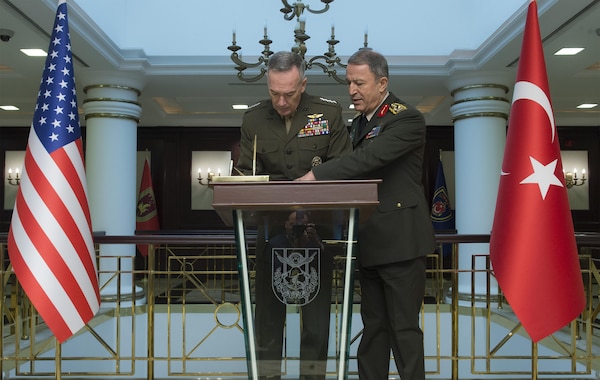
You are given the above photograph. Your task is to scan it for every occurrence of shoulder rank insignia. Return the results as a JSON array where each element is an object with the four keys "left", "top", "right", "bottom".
[
  {"left": 389, "top": 103, "right": 407, "bottom": 115},
  {"left": 319, "top": 97, "right": 337, "bottom": 104}
]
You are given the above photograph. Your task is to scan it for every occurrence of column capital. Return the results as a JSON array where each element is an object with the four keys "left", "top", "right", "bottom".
[
  {"left": 79, "top": 69, "right": 145, "bottom": 94},
  {"left": 80, "top": 70, "right": 144, "bottom": 122},
  {"left": 447, "top": 71, "right": 512, "bottom": 122}
]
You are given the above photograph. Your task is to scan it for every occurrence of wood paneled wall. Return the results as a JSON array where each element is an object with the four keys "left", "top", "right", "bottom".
[{"left": 1, "top": 125, "right": 598, "bottom": 232}]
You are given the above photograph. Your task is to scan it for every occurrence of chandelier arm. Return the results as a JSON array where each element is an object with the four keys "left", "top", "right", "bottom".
[
  {"left": 305, "top": 0, "right": 333, "bottom": 14},
  {"left": 306, "top": 60, "right": 346, "bottom": 84},
  {"left": 280, "top": 0, "right": 295, "bottom": 20},
  {"left": 237, "top": 68, "right": 267, "bottom": 83},
  {"left": 308, "top": 55, "right": 347, "bottom": 70},
  {"left": 305, "top": 3, "right": 329, "bottom": 14},
  {"left": 230, "top": 53, "right": 269, "bottom": 69}
]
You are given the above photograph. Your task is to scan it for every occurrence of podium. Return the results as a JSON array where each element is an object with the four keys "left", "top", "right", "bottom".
[{"left": 212, "top": 180, "right": 379, "bottom": 379}]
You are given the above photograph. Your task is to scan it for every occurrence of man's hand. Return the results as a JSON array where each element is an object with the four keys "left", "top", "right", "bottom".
[{"left": 296, "top": 171, "right": 316, "bottom": 181}]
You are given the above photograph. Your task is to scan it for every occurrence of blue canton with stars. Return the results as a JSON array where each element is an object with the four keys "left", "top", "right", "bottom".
[{"left": 32, "top": 1, "right": 81, "bottom": 154}]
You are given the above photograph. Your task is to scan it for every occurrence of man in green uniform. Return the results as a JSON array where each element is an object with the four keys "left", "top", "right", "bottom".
[
  {"left": 297, "top": 49, "right": 436, "bottom": 380},
  {"left": 237, "top": 51, "right": 352, "bottom": 379},
  {"left": 237, "top": 51, "right": 352, "bottom": 180}
]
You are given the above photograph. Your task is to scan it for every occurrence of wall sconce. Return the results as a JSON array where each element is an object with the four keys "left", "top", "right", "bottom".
[
  {"left": 197, "top": 167, "right": 223, "bottom": 185},
  {"left": 564, "top": 168, "right": 586, "bottom": 189},
  {"left": 7, "top": 168, "right": 20, "bottom": 186}
]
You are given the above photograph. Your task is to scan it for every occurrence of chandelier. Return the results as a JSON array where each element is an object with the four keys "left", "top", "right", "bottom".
[{"left": 227, "top": 0, "right": 368, "bottom": 83}]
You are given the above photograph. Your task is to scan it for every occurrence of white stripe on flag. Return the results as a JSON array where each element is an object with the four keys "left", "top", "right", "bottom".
[
  {"left": 9, "top": 209, "right": 86, "bottom": 333},
  {"left": 19, "top": 134, "right": 98, "bottom": 310}
]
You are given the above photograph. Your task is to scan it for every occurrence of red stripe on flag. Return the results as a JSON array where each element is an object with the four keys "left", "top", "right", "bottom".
[
  {"left": 11, "top": 180, "right": 95, "bottom": 321},
  {"left": 24, "top": 149, "right": 98, "bottom": 295},
  {"left": 7, "top": 231, "right": 77, "bottom": 342},
  {"left": 59, "top": 139, "right": 93, "bottom": 227}
]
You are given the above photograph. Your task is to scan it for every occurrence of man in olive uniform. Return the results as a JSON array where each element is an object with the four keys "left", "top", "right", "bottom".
[
  {"left": 237, "top": 52, "right": 352, "bottom": 179},
  {"left": 297, "top": 49, "right": 436, "bottom": 379},
  {"left": 237, "top": 51, "right": 352, "bottom": 379}
]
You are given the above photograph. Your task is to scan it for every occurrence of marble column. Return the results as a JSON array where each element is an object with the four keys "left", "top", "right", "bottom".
[
  {"left": 81, "top": 70, "right": 145, "bottom": 306},
  {"left": 447, "top": 71, "right": 511, "bottom": 305}
]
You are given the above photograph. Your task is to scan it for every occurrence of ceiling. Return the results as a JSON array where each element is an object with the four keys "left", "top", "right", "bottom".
[{"left": 0, "top": 0, "right": 599, "bottom": 128}]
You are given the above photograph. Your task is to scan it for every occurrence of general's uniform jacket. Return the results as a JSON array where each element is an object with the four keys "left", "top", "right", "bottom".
[
  {"left": 312, "top": 93, "right": 436, "bottom": 267},
  {"left": 238, "top": 92, "right": 352, "bottom": 180}
]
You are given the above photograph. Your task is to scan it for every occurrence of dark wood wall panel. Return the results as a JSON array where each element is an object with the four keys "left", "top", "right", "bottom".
[{"left": 1, "top": 125, "right": 598, "bottom": 233}]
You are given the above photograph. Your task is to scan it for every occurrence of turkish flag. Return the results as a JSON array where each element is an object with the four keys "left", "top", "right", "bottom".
[
  {"left": 489, "top": 0, "right": 585, "bottom": 342},
  {"left": 136, "top": 158, "right": 160, "bottom": 256}
]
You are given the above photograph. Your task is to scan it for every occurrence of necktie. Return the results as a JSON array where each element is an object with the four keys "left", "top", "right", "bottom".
[
  {"left": 358, "top": 114, "right": 368, "bottom": 136},
  {"left": 285, "top": 116, "right": 292, "bottom": 134}
]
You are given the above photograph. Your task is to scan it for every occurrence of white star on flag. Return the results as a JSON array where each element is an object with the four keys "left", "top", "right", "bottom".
[{"left": 519, "top": 156, "right": 563, "bottom": 199}]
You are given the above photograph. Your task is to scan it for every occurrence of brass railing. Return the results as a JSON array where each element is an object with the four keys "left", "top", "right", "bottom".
[{"left": 1, "top": 232, "right": 600, "bottom": 379}]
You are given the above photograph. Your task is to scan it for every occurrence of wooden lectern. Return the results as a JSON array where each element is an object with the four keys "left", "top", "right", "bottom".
[{"left": 212, "top": 180, "right": 379, "bottom": 380}]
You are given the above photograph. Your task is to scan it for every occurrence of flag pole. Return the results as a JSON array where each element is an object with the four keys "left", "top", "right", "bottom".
[
  {"left": 532, "top": 341, "right": 538, "bottom": 380},
  {"left": 56, "top": 341, "right": 62, "bottom": 380}
]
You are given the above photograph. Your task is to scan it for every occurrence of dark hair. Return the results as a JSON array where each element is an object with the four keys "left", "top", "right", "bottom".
[
  {"left": 267, "top": 51, "right": 306, "bottom": 79},
  {"left": 347, "top": 49, "right": 388, "bottom": 80}
]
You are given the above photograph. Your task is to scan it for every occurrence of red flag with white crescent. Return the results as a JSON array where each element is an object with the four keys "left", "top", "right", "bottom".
[{"left": 490, "top": 0, "right": 585, "bottom": 342}]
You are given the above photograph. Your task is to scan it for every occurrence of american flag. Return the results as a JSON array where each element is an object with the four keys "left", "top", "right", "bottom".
[{"left": 7, "top": 0, "right": 100, "bottom": 343}]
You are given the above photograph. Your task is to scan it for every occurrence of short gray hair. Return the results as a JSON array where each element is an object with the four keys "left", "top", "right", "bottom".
[
  {"left": 267, "top": 51, "right": 306, "bottom": 79},
  {"left": 347, "top": 49, "right": 388, "bottom": 80}
]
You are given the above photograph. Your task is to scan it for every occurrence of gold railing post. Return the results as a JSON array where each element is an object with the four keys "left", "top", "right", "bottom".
[
  {"left": 147, "top": 243, "right": 155, "bottom": 380},
  {"left": 0, "top": 244, "right": 4, "bottom": 376},
  {"left": 451, "top": 242, "right": 459, "bottom": 380}
]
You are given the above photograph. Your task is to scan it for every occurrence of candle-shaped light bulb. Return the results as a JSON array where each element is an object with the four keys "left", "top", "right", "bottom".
[
  {"left": 198, "top": 168, "right": 202, "bottom": 179},
  {"left": 331, "top": 24, "right": 335, "bottom": 37},
  {"left": 15, "top": 168, "right": 19, "bottom": 178},
  {"left": 217, "top": 168, "right": 221, "bottom": 176},
  {"left": 582, "top": 168, "right": 586, "bottom": 179},
  {"left": 8, "top": 168, "right": 12, "bottom": 179},
  {"left": 574, "top": 168, "right": 578, "bottom": 179},
  {"left": 232, "top": 29, "right": 236, "bottom": 44}
]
